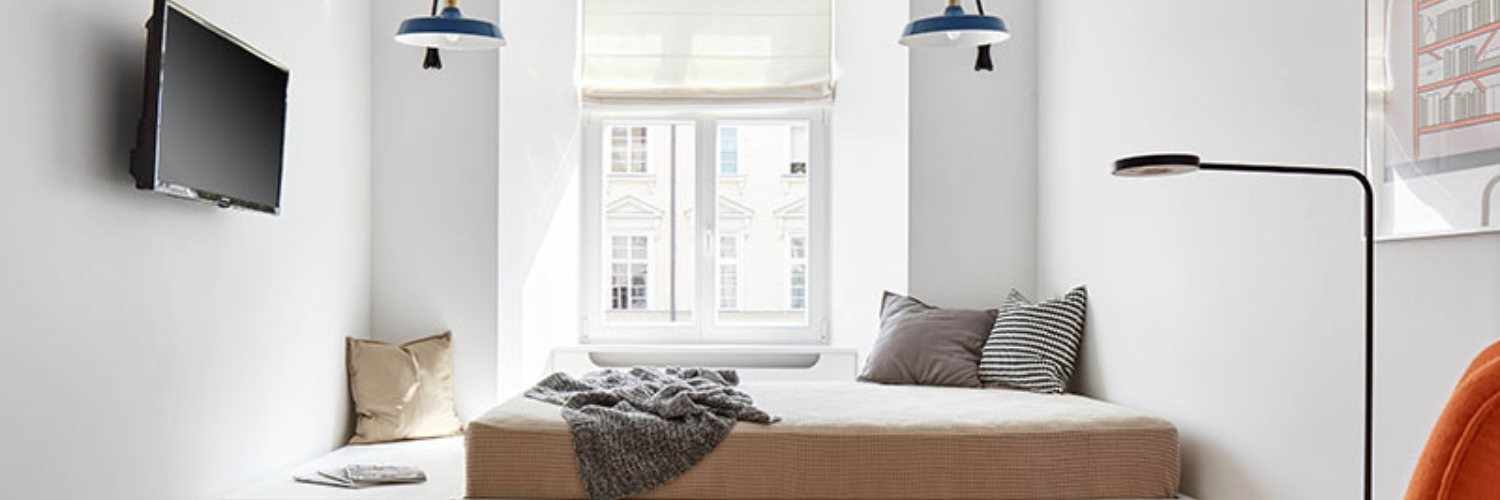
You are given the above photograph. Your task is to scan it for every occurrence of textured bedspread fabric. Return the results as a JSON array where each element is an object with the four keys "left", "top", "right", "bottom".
[
  {"left": 523, "top": 367, "right": 779, "bottom": 500},
  {"left": 471, "top": 381, "right": 1181, "bottom": 500}
]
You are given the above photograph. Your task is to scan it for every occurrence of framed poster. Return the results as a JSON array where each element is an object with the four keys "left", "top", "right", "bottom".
[{"left": 1369, "top": 0, "right": 1500, "bottom": 237}]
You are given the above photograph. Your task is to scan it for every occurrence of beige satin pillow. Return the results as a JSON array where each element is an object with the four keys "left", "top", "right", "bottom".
[{"left": 346, "top": 332, "right": 462, "bottom": 444}]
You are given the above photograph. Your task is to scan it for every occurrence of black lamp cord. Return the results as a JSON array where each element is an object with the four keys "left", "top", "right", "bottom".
[
  {"left": 974, "top": 0, "right": 995, "bottom": 72},
  {"left": 422, "top": 0, "right": 443, "bottom": 70}
]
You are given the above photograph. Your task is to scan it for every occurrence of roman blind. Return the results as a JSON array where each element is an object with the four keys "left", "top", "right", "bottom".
[{"left": 580, "top": 0, "right": 834, "bottom": 102}]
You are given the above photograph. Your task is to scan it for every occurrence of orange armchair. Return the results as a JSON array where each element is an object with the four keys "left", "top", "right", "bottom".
[{"left": 1406, "top": 340, "right": 1500, "bottom": 499}]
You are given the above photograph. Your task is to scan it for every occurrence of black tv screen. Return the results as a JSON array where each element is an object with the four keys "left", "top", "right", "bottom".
[{"left": 131, "top": 0, "right": 289, "bottom": 214}]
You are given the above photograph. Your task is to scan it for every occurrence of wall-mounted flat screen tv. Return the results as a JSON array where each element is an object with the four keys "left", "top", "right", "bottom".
[{"left": 131, "top": 0, "right": 290, "bottom": 215}]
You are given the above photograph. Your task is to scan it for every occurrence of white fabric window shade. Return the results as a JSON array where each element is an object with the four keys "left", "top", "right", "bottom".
[{"left": 581, "top": 0, "right": 834, "bottom": 103}]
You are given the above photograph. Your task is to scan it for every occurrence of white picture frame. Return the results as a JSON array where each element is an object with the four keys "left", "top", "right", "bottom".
[{"left": 1368, "top": 0, "right": 1500, "bottom": 238}]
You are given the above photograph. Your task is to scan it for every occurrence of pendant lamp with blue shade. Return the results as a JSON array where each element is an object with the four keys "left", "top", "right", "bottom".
[
  {"left": 901, "top": 0, "right": 1008, "bottom": 71},
  {"left": 396, "top": 0, "right": 504, "bottom": 70},
  {"left": 900, "top": 0, "right": 1009, "bottom": 47}
]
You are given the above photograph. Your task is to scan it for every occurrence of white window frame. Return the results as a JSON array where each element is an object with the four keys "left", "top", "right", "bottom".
[{"left": 581, "top": 106, "right": 831, "bottom": 345}]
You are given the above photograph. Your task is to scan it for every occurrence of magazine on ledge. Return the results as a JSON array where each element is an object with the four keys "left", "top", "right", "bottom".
[{"left": 294, "top": 465, "right": 427, "bottom": 488}]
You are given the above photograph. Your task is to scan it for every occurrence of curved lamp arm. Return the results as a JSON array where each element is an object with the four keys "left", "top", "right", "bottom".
[{"left": 1196, "top": 163, "right": 1373, "bottom": 239}]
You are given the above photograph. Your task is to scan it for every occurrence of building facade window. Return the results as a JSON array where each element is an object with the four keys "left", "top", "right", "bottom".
[
  {"left": 787, "top": 235, "right": 808, "bottom": 311},
  {"left": 717, "top": 234, "right": 742, "bottom": 311},
  {"left": 609, "top": 126, "right": 648, "bottom": 174},
  {"left": 609, "top": 234, "right": 650, "bottom": 311},
  {"left": 789, "top": 125, "right": 809, "bottom": 176}
]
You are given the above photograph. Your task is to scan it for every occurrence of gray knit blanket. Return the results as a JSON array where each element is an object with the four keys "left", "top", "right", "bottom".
[{"left": 525, "top": 366, "right": 779, "bottom": 500}]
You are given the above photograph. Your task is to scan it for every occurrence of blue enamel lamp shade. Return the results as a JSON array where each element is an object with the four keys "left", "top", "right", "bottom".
[
  {"left": 395, "top": 6, "right": 505, "bottom": 50},
  {"left": 899, "top": 4, "right": 1010, "bottom": 48}
]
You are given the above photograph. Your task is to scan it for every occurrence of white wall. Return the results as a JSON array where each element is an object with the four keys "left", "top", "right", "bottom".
[
  {"left": 497, "top": 0, "right": 583, "bottom": 398},
  {"left": 370, "top": 0, "right": 500, "bottom": 419},
  {"left": 1038, "top": 0, "right": 1367, "bottom": 497},
  {"left": 828, "top": 0, "right": 912, "bottom": 354},
  {"left": 1038, "top": 0, "right": 1500, "bottom": 498},
  {"left": 908, "top": 0, "right": 1037, "bottom": 308},
  {"left": 0, "top": 0, "right": 371, "bottom": 498}
]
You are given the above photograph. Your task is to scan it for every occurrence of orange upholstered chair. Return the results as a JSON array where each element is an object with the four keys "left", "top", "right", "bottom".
[{"left": 1405, "top": 340, "right": 1500, "bottom": 500}]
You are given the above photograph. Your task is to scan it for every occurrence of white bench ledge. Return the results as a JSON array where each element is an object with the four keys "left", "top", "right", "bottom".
[
  {"left": 221, "top": 437, "right": 464, "bottom": 500},
  {"left": 551, "top": 345, "right": 859, "bottom": 382}
]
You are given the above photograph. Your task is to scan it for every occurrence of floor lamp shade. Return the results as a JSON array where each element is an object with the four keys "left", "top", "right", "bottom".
[{"left": 1113, "top": 154, "right": 1201, "bottom": 177}]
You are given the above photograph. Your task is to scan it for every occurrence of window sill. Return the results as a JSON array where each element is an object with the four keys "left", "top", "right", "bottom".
[
  {"left": 558, "top": 344, "right": 849, "bottom": 354},
  {"left": 549, "top": 345, "right": 859, "bottom": 381}
]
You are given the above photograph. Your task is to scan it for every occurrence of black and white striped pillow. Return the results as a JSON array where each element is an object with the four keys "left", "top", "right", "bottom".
[{"left": 978, "top": 287, "right": 1088, "bottom": 394}]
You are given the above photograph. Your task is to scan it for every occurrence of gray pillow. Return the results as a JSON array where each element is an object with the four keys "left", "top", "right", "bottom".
[{"left": 858, "top": 292, "right": 999, "bottom": 388}]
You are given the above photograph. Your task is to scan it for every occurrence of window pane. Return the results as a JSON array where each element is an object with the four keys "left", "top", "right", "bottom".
[
  {"left": 719, "top": 235, "right": 738, "bottom": 259},
  {"left": 607, "top": 126, "right": 653, "bottom": 174},
  {"left": 789, "top": 125, "right": 810, "bottom": 176},
  {"left": 603, "top": 123, "right": 695, "bottom": 324},
  {"left": 789, "top": 236, "right": 807, "bottom": 259},
  {"left": 719, "top": 126, "right": 739, "bottom": 175},
  {"left": 789, "top": 262, "right": 807, "bottom": 311},
  {"left": 717, "top": 234, "right": 740, "bottom": 311},
  {"left": 719, "top": 264, "right": 738, "bottom": 310},
  {"left": 716, "top": 122, "right": 811, "bottom": 325}
]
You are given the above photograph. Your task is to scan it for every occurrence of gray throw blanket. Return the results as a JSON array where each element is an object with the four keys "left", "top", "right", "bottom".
[{"left": 525, "top": 366, "right": 779, "bottom": 500}]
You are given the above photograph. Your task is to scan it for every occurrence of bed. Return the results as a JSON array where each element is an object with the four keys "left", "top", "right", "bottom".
[{"left": 466, "top": 381, "right": 1179, "bottom": 499}]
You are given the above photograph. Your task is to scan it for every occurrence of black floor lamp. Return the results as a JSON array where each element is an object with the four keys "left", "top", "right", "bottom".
[{"left": 1113, "top": 154, "right": 1374, "bottom": 500}]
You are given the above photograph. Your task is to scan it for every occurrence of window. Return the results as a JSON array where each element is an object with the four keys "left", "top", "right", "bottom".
[
  {"left": 787, "top": 235, "right": 807, "bottom": 311},
  {"left": 609, "top": 235, "right": 650, "bottom": 311},
  {"left": 609, "top": 126, "right": 648, "bottom": 174},
  {"left": 583, "top": 111, "right": 827, "bottom": 344},
  {"left": 719, "top": 127, "right": 739, "bottom": 175},
  {"left": 717, "top": 234, "right": 741, "bottom": 310},
  {"left": 580, "top": 0, "right": 830, "bottom": 343}
]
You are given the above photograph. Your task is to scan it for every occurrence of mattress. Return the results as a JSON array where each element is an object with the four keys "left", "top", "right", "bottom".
[{"left": 467, "top": 381, "right": 1179, "bottom": 499}]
